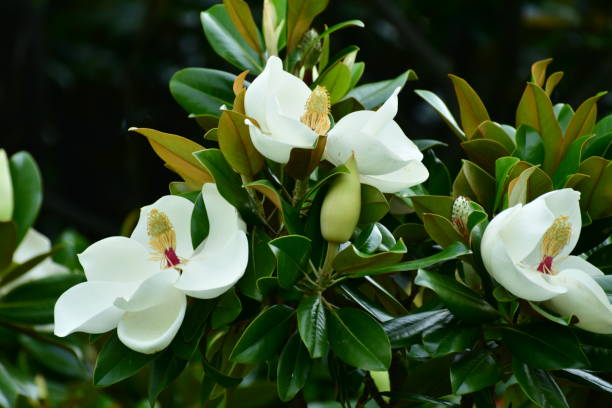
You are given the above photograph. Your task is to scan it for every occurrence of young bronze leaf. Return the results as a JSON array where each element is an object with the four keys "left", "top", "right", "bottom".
[{"left": 448, "top": 74, "right": 490, "bottom": 139}]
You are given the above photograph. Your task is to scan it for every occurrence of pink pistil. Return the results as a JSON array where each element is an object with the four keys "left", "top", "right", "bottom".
[
  {"left": 164, "top": 248, "right": 181, "bottom": 267},
  {"left": 537, "top": 256, "right": 554, "bottom": 274}
]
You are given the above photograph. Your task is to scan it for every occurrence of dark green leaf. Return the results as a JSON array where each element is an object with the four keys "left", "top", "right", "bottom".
[
  {"left": 382, "top": 309, "right": 452, "bottom": 348},
  {"left": 211, "top": 288, "right": 242, "bottom": 329},
  {"left": 277, "top": 333, "right": 312, "bottom": 401},
  {"left": 450, "top": 350, "right": 501, "bottom": 395},
  {"left": 201, "top": 357, "right": 242, "bottom": 388},
  {"left": 9, "top": 152, "right": 42, "bottom": 244},
  {"left": 191, "top": 192, "right": 209, "bottom": 249},
  {"left": 169, "top": 68, "right": 237, "bottom": 117},
  {"left": 286, "top": 0, "right": 330, "bottom": 51},
  {"left": 514, "top": 125, "right": 544, "bottom": 165},
  {"left": 269, "top": 235, "right": 312, "bottom": 289},
  {"left": 297, "top": 295, "right": 328, "bottom": 358},
  {"left": 94, "top": 334, "right": 157, "bottom": 387},
  {"left": 0, "top": 222, "right": 16, "bottom": 270},
  {"left": 513, "top": 359, "right": 569, "bottom": 408},
  {"left": 238, "top": 228, "right": 275, "bottom": 300},
  {"left": 334, "top": 239, "right": 406, "bottom": 276},
  {"left": 558, "top": 369, "right": 612, "bottom": 394},
  {"left": 423, "top": 322, "right": 480, "bottom": 357},
  {"left": 345, "top": 70, "right": 417, "bottom": 109},
  {"left": 359, "top": 184, "right": 389, "bottom": 225},
  {"left": 148, "top": 348, "right": 189, "bottom": 406}
]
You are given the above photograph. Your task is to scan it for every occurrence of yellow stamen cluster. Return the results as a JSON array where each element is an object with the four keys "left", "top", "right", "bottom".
[
  {"left": 147, "top": 209, "right": 178, "bottom": 267},
  {"left": 300, "top": 86, "right": 331, "bottom": 135},
  {"left": 541, "top": 216, "right": 572, "bottom": 258}
]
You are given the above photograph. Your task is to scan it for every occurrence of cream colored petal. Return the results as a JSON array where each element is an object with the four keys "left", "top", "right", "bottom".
[
  {"left": 0, "top": 149, "right": 13, "bottom": 222},
  {"left": 54, "top": 281, "right": 137, "bottom": 337},
  {"left": 555, "top": 256, "right": 604, "bottom": 277},
  {"left": 546, "top": 268, "right": 612, "bottom": 334},
  {"left": 117, "top": 287, "right": 186, "bottom": 354},
  {"left": 359, "top": 161, "right": 429, "bottom": 194},
  {"left": 130, "top": 195, "right": 195, "bottom": 257},
  {"left": 78, "top": 237, "right": 159, "bottom": 283}
]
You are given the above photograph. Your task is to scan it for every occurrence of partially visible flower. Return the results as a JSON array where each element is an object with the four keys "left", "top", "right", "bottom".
[
  {"left": 324, "top": 88, "right": 428, "bottom": 193},
  {"left": 481, "top": 189, "right": 612, "bottom": 333},
  {"left": 244, "top": 56, "right": 328, "bottom": 163},
  {"left": 0, "top": 149, "right": 13, "bottom": 222},
  {"left": 54, "top": 183, "right": 248, "bottom": 353}
]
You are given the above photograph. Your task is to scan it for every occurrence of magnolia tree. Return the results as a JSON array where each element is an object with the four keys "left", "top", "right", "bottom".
[{"left": 1, "top": 0, "right": 612, "bottom": 407}]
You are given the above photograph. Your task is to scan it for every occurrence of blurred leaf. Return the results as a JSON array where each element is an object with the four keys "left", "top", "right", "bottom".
[
  {"left": 277, "top": 333, "right": 311, "bottom": 401},
  {"left": 93, "top": 334, "right": 156, "bottom": 387},
  {"left": 218, "top": 110, "right": 264, "bottom": 177},
  {"left": 423, "top": 322, "right": 479, "bottom": 357},
  {"left": 415, "top": 89, "right": 465, "bottom": 140},
  {"left": 0, "top": 222, "right": 16, "bottom": 270},
  {"left": 286, "top": 0, "right": 330, "bottom": 51},
  {"left": 415, "top": 139, "right": 449, "bottom": 151},
  {"left": 514, "top": 125, "right": 545, "bottom": 165},
  {"left": 331, "top": 97, "right": 365, "bottom": 120},
  {"left": 415, "top": 269, "right": 497, "bottom": 323},
  {"left": 554, "top": 103, "right": 575, "bottom": 134},
  {"left": 501, "top": 324, "right": 588, "bottom": 369},
  {"left": 359, "top": 184, "right": 389, "bottom": 225},
  {"left": 346, "top": 70, "right": 417, "bottom": 109},
  {"left": 588, "top": 243, "right": 612, "bottom": 274},
  {"left": 170, "top": 68, "right": 237, "bottom": 117},
  {"left": 201, "top": 5, "right": 264, "bottom": 72},
  {"left": 382, "top": 309, "right": 452, "bottom": 348},
  {"left": 576, "top": 330, "right": 612, "bottom": 371},
  {"left": 558, "top": 369, "right": 612, "bottom": 394},
  {"left": 423, "top": 149, "right": 452, "bottom": 196},
  {"left": 9, "top": 152, "right": 42, "bottom": 244},
  {"left": 52, "top": 229, "right": 89, "bottom": 270},
  {"left": 393, "top": 222, "right": 428, "bottom": 245},
  {"left": 297, "top": 295, "right": 328, "bottom": 358},
  {"left": 595, "top": 114, "right": 612, "bottom": 137},
  {"left": 574, "top": 156, "right": 612, "bottom": 219},
  {"left": 450, "top": 350, "right": 501, "bottom": 395},
  {"left": 513, "top": 359, "right": 569, "bottom": 408},
  {"left": 200, "top": 357, "right": 242, "bottom": 388},
  {"left": 269, "top": 234, "right": 312, "bottom": 288},
  {"left": 448, "top": 74, "right": 490, "bottom": 138},
  {"left": 223, "top": 0, "right": 263, "bottom": 53},
  {"left": 0, "top": 362, "right": 18, "bottom": 408},
  {"left": 132, "top": 127, "right": 213, "bottom": 188},
  {"left": 211, "top": 288, "right": 242, "bottom": 329},
  {"left": 328, "top": 308, "right": 391, "bottom": 370},
  {"left": 545, "top": 71, "right": 564, "bottom": 96},
  {"left": 20, "top": 335, "right": 84, "bottom": 377},
  {"left": 148, "top": 348, "right": 189, "bottom": 406},
  {"left": 229, "top": 305, "right": 293, "bottom": 363},
  {"left": 564, "top": 92, "right": 607, "bottom": 146}
]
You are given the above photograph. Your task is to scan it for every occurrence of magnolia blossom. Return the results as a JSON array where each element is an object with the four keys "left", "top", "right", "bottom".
[
  {"left": 54, "top": 184, "right": 248, "bottom": 354},
  {"left": 481, "top": 189, "right": 612, "bottom": 333},
  {"left": 325, "top": 88, "right": 428, "bottom": 193},
  {"left": 244, "top": 56, "right": 326, "bottom": 163}
]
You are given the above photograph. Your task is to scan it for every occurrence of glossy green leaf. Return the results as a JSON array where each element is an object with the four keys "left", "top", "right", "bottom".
[
  {"left": 393, "top": 222, "right": 428, "bottom": 245},
  {"left": 545, "top": 71, "right": 564, "bottom": 96},
  {"left": 200, "top": 357, "right": 242, "bottom": 388},
  {"left": 450, "top": 350, "right": 501, "bottom": 395},
  {"left": 229, "top": 305, "right": 293, "bottom": 363},
  {"left": 297, "top": 295, "right": 328, "bottom": 358},
  {"left": 410, "top": 195, "right": 454, "bottom": 220},
  {"left": 9, "top": 152, "right": 42, "bottom": 244},
  {"left": 238, "top": 228, "right": 275, "bottom": 300},
  {"left": 269, "top": 235, "right": 312, "bottom": 289},
  {"left": 564, "top": 92, "right": 606, "bottom": 145},
  {"left": 552, "top": 134, "right": 592, "bottom": 187},
  {"left": 583, "top": 131, "right": 612, "bottom": 160},
  {"left": 218, "top": 110, "right": 264, "bottom": 177},
  {"left": 345, "top": 70, "right": 417, "bottom": 109},
  {"left": 513, "top": 359, "right": 569, "bottom": 408},
  {"left": 318, "top": 61, "right": 351, "bottom": 104},
  {"left": 94, "top": 334, "right": 157, "bottom": 387},
  {"left": 559, "top": 369, "right": 612, "bottom": 394},
  {"left": 415, "top": 89, "right": 464, "bottom": 140},
  {"left": 415, "top": 269, "right": 497, "bottom": 323},
  {"left": 588, "top": 244, "right": 612, "bottom": 274},
  {"left": 453, "top": 160, "right": 496, "bottom": 211},
  {"left": 554, "top": 103, "right": 574, "bottom": 133},
  {"left": 148, "top": 348, "right": 188, "bottom": 405},
  {"left": 358, "top": 184, "right": 388, "bottom": 225},
  {"left": 334, "top": 239, "right": 406, "bottom": 276},
  {"left": 574, "top": 156, "right": 612, "bottom": 220},
  {"left": 493, "top": 156, "right": 520, "bottom": 211},
  {"left": 201, "top": 5, "right": 263, "bottom": 72},
  {"left": 170, "top": 68, "right": 237, "bottom": 117},
  {"left": 448, "top": 74, "right": 490, "bottom": 138},
  {"left": 423, "top": 322, "right": 480, "bottom": 357},
  {"left": 286, "top": 0, "right": 330, "bottom": 51},
  {"left": 190, "top": 192, "right": 209, "bottom": 249},
  {"left": 530, "top": 58, "right": 553, "bottom": 87},
  {"left": 423, "top": 149, "right": 452, "bottom": 195},
  {"left": 501, "top": 324, "right": 589, "bottom": 369},
  {"left": 0, "top": 362, "right": 19, "bottom": 408},
  {"left": 211, "top": 288, "right": 242, "bottom": 329},
  {"left": 507, "top": 161, "right": 553, "bottom": 206},
  {"left": 328, "top": 308, "right": 391, "bottom": 370},
  {"left": 345, "top": 241, "right": 471, "bottom": 279},
  {"left": 422, "top": 213, "right": 465, "bottom": 248},
  {"left": 461, "top": 139, "right": 509, "bottom": 175},
  {"left": 575, "top": 330, "right": 612, "bottom": 371},
  {"left": 382, "top": 309, "right": 452, "bottom": 348},
  {"left": 277, "top": 333, "right": 312, "bottom": 401},
  {"left": 514, "top": 124, "right": 544, "bottom": 165},
  {"left": 223, "top": 0, "right": 263, "bottom": 53}
]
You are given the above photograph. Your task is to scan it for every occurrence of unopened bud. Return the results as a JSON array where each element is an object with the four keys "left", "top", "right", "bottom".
[
  {"left": 451, "top": 196, "right": 470, "bottom": 239},
  {"left": 0, "top": 149, "right": 13, "bottom": 222}
]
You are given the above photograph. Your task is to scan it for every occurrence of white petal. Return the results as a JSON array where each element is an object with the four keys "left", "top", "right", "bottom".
[
  {"left": 273, "top": 67, "right": 311, "bottom": 119},
  {"left": 200, "top": 183, "right": 247, "bottom": 251},
  {"left": 359, "top": 161, "right": 429, "bottom": 193},
  {"left": 246, "top": 118, "right": 316, "bottom": 164},
  {"left": 130, "top": 195, "right": 195, "bottom": 257},
  {"left": 175, "top": 231, "right": 248, "bottom": 299},
  {"left": 114, "top": 269, "right": 180, "bottom": 312},
  {"left": 54, "top": 281, "right": 137, "bottom": 337},
  {"left": 539, "top": 188, "right": 582, "bottom": 257},
  {"left": 78, "top": 237, "right": 159, "bottom": 283},
  {"left": 362, "top": 87, "right": 400, "bottom": 135},
  {"left": 481, "top": 206, "right": 566, "bottom": 301},
  {"left": 0, "top": 149, "right": 13, "bottom": 222},
  {"left": 546, "top": 268, "right": 612, "bottom": 334},
  {"left": 245, "top": 56, "right": 280, "bottom": 130},
  {"left": 13, "top": 229, "right": 51, "bottom": 263},
  {"left": 117, "top": 287, "right": 186, "bottom": 354},
  {"left": 555, "top": 256, "right": 604, "bottom": 277}
]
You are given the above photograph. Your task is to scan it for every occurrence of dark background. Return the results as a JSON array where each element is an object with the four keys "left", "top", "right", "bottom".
[{"left": 2, "top": 0, "right": 611, "bottom": 242}]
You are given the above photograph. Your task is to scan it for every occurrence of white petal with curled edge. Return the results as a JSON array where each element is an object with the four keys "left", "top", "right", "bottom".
[
  {"left": 362, "top": 87, "right": 400, "bottom": 135},
  {"left": 175, "top": 231, "right": 248, "bottom": 299},
  {"left": 359, "top": 161, "right": 429, "bottom": 194},
  {"left": 13, "top": 229, "right": 51, "bottom": 263},
  {"left": 246, "top": 118, "right": 314, "bottom": 164},
  {"left": 273, "top": 68, "right": 311, "bottom": 120},
  {"left": 114, "top": 269, "right": 180, "bottom": 313},
  {"left": 117, "top": 287, "right": 186, "bottom": 354},
  {"left": 78, "top": 236, "right": 159, "bottom": 282},
  {"left": 54, "top": 281, "right": 138, "bottom": 337},
  {"left": 556, "top": 255, "right": 604, "bottom": 277},
  {"left": 130, "top": 195, "right": 195, "bottom": 257},
  {"left": 245, "top": 56, "right": 281, "bottom": 130},
  {"left": 546, "top": 268, "right": 612, "bottom": 334},
  {"left": 540, "top": 189, "right": 582, "bottom": 258},
  {"left": 200, "top": 183, "right": 246, "bottom": 252}
]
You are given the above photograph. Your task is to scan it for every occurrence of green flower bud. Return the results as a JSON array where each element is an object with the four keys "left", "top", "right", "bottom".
[
  {"left": 320, "top": 156, "right": 361, "bottom": 243},
  {"left": 0, "top": 149, "right": 13, "bottom": 222}
]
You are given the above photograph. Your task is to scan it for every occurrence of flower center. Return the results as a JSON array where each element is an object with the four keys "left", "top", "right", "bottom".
[
  {"left": 147, "top": 209, "right": 185, "bottom": 269},
  {"left": 300, "top": 85, "right": 331, "bottom": 135},
  {"left": 536, "top": 216, "right": 571, "bottom": 275}
]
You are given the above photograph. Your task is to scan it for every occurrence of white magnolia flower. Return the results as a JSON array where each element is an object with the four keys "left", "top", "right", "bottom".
[
  {"left": 481, "top": 188, "right": 612, "bottom": 333},
  {"left": 324, "top": 88, "right": 428, "bottom": 193},
  {"left": 244, "top": 56, "right": 327, "bottom": 163},
  {"left": 0, "top": 149, "right": 13, "bottom": 222},
  {"left": 54, "top": 183, "right": 248, "bottom": 354}
]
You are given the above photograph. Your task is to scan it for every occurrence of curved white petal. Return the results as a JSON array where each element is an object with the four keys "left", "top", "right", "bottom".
[
  {"left": 13, "top": 229, "right": 51, "bottom": 263},
  {"left": 117, "top": 287, "right": 186, "bottom": 354},
  {"left": 175, "top": 231, "right": 248, "bottom": 299},
  {"left": 245, "top": 56, "right": 279, "bottom": 130},
  {"left": 539, "top": 189, "right": 582, "bottom": 257},
  {"left": 54, "top": 281, "right": 137, "bottom": 337},
  {"left": 131, "top": 195, "right": 195, "bottom": 257},
  {"left": 362, "top": 87, "right": 400, "bottom": 135},
  {"left": 0, "top": 149, "right": 12, "bottom": 222},
  {"left": 246, "top": 119, "right": 313, "bottom": 164},
  {"left": 78, "top": 236, "right": 159, "bottom": 283},
  {"left": 481, "top": 206, "right": 566, "bottom": 301},
  {"left": 546, "top": 268, "right": 612, "bottom": 334},
  {"left": 200, "top": 183, "right": 246, "bottom": 250},
  {"left": 273, "top": 68, "right": 311, "bottom": 119},
  {"left": 360, "top": 161, "right": 429, "bottom": 193},
  {"left": 555, "top": 255, "right": 603, "bottom": 277},
  {"left": 114, "top": 269, "right": 180, "bottom": 312}
]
